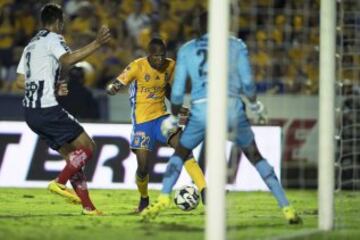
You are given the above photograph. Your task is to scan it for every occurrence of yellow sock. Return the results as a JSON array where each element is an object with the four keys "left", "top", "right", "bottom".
[
  {"left": 184, "top": 158, "right": 206, "bottom": 191},
  {"left": 136, "top": 174, "right": 149, "bottom": 198}
]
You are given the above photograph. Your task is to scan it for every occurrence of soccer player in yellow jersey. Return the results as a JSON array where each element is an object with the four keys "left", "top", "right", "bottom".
[{"left": 107, "top": 38, "right": 206, "bottom": 212}]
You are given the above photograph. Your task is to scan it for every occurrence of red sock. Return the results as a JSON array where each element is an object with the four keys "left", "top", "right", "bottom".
[
  {"left": 70, "top": 170, "right": 95, "bottom": 210},
  {"left": 58, "top": 148, "right": 92, "bottom": 185}
]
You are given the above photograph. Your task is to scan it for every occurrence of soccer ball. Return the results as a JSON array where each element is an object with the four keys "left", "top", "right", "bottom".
[{"left": 174, "top": 185, "right": 200, "bottom": 211}]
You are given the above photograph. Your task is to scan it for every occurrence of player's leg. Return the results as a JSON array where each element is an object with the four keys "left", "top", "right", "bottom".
[
  {"left": 130, "top": 120, "right": 156, "bottom": 212},
  {"left": 241, "top": 142, "right": 301, "bottom": 224},
  {"left": 241, "top": 141, "right": 289, "bottom": 206},
  {"left": 235, "top": 115, "right": 301, "bottom": 224},
  {"left": 142, "top": 106, "right": 206, "bottom": 220},
  {"left": 167, "top": 131, "right": 206, "bottom": 203},
  {"left": 47, "top": 142, "right": 82, "bottom": 205},
  {"left": 25, "top": 106, "right": 99, "bottom": 214},
  {"left": 157, "top": 111, "right": 206, "bottom": 199},
  {"left": 182, "top": 153, "right": 206, "bottom": 203},
  {"left": 141, "top": 143, "right": 193, "bottom": 221},
  {"left": 68, "top": 168, "right": 101, "bottom": 215},
  {"left": 32, "top": 106, "right": 97, "bottom": 212},
  {"left": 133, "top": 149, "right": 150, "bottom": 212},
  {"left": 158, "top": 116, "right": 206, "bottom": 203},
  {"left": 56, "top": 132, "right": 102, "bottom": 215},
  {"left": 56, "top": 131, "right": 95, "bottom": 185}
]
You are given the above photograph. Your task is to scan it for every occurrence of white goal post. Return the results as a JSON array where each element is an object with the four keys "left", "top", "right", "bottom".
[
  {"left": 318, "top": 0, "right": 336, "bottom": 231},
  {"left": 206, "top": 0, "right": 230, "bottom": 240}
]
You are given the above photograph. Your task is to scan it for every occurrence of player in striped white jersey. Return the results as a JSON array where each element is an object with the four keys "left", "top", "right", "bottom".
[{"left": 15, "top": 3, "right": 111, "bottom": 215}]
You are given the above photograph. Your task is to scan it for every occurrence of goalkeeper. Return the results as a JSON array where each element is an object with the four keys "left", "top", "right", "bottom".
[
  {"left": 106, "top": 38, "right": 206, "bottom": 213},
  {"left": 141, "top": 12, "right": 301, "bottom": 224}
]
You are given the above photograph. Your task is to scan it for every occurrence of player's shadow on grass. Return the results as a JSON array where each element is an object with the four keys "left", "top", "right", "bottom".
[
  {"left": 106, "top": 210, "right": 205, "bottom": 217},
  {"left": 166, "top": 211, "right": 205, "bottom": 216},
  {"left": 158, "top": 223, "right": 203, "bottom": 232},
  {"left": 0, "top": 213, "right": 81, "bottom": 219},
  {"left": 102, "top": 212, "right": 142, "bottom": 217},
  {"left": 141, "top": 222, "right": 203, "bottom": 233},
  {"left": 227, "top": 222, "right": 288, "bottom": 230}
]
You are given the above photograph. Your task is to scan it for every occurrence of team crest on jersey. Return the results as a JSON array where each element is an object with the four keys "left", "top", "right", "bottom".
[
  {"left": 144, "top": 74, "right": 150, "bottom": 81},
  {"left": 156, "top": 75, "right": 160, "bottom": 80}
]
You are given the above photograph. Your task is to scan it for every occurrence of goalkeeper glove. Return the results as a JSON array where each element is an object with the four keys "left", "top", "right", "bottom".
[
  {"left": 249, "top": 101, "right": 268, "bottom": 124},
  {"left": 161, "top": 115, "right": 179, "bottom": 137}
]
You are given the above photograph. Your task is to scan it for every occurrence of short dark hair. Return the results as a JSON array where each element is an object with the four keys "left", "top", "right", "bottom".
[
  {"left": 148, "top": 38, "right": 166, "bottom": 53},
  {"left": 40, "top": 3, "right": 63, "bottom": 26}
]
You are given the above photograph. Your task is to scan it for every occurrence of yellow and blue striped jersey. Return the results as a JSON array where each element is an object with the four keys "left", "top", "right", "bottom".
[{"left": 116, "top": 57, "right": 175, "bottom": 124}]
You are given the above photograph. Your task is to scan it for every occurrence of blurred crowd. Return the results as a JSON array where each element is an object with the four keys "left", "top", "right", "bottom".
[{"left": 0, "top": 0, "right": 357, "bottom": 95}]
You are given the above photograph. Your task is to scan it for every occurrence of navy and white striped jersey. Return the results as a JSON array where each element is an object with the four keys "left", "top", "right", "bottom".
[{"left": 17, "top": 30, "right": 71, "bottom": 108}]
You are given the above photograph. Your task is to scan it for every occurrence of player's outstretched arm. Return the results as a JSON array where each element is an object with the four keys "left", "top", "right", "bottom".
[
  {"left": 60, "top": 25, "right": 111, "bottom": 67},
  {"left": 238, "top": 43, "right": 256, "bottom": 101},
  {"left": 237, "top": 42, "right": 267, "bottom": 123},
  {"left": 170, "top": 47, "right": 188, "bottom": 111},
  {"left": 107, "top": 61, "right": 136, "bottom": 95}
]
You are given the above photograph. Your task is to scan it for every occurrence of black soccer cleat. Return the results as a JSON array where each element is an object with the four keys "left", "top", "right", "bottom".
[
  {"left": 200, "top": 188, "right": 206, "bottom": 205},
  {"left": 134, "top": 196, "right": 149, "bottom": 213}
]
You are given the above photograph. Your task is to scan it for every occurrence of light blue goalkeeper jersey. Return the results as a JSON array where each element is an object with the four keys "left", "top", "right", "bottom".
[{"left": 171, "top": 34, "right": 256, "bottom": 106}]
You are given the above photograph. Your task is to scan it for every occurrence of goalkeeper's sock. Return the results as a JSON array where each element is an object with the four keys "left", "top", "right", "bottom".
[
  {"left": 255, "top": 159, "right": 289, "bottom": 208},
  {"left": 70, "top": 170, "right": 95, "bottom": 210},
  {"left": 136, "top": 174, "right": 149, "bottom": 198},
  {"left": 184, "top": 158, "right": 206, "bottom": 192},
  {"left": 161, "top": 155, "right": 183, "bottom": 194}
]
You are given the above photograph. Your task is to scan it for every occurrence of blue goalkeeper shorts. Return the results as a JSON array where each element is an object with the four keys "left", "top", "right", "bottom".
[
  {"left": 130, "top": 114, "right": 169, "bottom": 151},
  {"left": 179, "top": 98, "right": 254, "bottom": 150}
]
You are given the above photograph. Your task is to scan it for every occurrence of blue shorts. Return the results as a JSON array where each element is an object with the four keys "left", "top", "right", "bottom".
[
  {"left": 180, "top": 98, "right": 254, "bottom": 150},
  {"left": 24, "top": 105, "right": 84, "bottom": 150},
  {"left": 130, "top": 115, "right": 169, "bottom": 151}
]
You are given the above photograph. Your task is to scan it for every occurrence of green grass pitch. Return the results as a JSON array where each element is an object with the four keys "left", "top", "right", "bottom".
[{"left": 0, "top": 189, "right": 359, "bottom": 240}]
